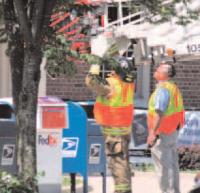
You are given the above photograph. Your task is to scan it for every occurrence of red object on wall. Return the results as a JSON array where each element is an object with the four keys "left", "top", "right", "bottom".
[
  {"left": 71, "top": 41, "right": 90, "bottom": 54},
  {"left": 101, "top": 15, "right": 104, "bottom": 27},
  {"left": 71, "top": 42, "right": 86, "bottom": 49},
  {"left": 71, "top": 41, "right": 90, "bottom": 49},
  {"left": 50, "top": 12, "right": 70, "bottom": 27},
  {"left": 57, "top": 17, "right": 80, "bottom": 33},
  {"left": 75, "top": 0, "right": 102, "bottom": 5},
  {"left": 75, "top": 0, "right": 91, "bottom": 5},
  {"left": 51, "top": 13, "right": 60, "bottom": 20},
  {"left": 64, "top": 28, "right": 81, "bottom": 36},
  {"left": 79, "top": 49, "right": 89, "bottom": 54},
  {"left": 67, "top": 33, "right": 86, "bottom": 41}
]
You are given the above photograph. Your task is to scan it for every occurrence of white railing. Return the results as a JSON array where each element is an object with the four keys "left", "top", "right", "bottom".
[
  {"left": 100, "top": 10, "right": 145, "bottom": 33},
  {"left": 97, "top": 0, "right": 200, "bottom": 34},
  {"left": 97, "top": 0, "right": 177, "bottom": 33}
]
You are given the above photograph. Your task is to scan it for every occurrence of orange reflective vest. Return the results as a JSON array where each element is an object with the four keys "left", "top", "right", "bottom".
[
  {"left": 94, "top": 75, "right": 134, "bottom": 127},
  {"left": 147, "top": 81, "right": 185, "bottom": 135}
]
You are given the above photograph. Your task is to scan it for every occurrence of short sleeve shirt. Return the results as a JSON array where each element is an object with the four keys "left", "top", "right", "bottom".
[{"left": 154, "top": 87, "right": 170, "bottom": 113}]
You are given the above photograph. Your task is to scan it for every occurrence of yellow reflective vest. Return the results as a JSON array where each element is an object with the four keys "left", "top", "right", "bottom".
[
  {"left": 94, "top": 75, "right": 134, "bottom": 127},
  {"left": 148, "top": 81, "right": 185, "bottom": 135}
]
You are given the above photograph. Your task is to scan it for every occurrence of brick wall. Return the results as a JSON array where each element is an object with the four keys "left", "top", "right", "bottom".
[
  {"left": 46, "top": 62, "right": 95, "bottom": 101},
  {"left": 175, "top": 58, "right": 200, "bottom": 109},
  {"left": 150, "top": 56, "right": 200, "bottom": 109},
  {"left": 47, "top": 56, "right": 200, "bottom": 109}
]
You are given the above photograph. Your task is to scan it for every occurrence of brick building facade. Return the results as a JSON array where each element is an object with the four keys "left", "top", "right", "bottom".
[
  {"left": 46, "top": 62, "right": 95, "bottom": 101},
  {"left": 172, "top": 57, "right": 200, "bottom": 109},
  {"left": 47, "top": 55, "right": 200, "bottom": 109}
]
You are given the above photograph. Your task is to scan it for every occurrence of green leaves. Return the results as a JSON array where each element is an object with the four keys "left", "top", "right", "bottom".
[
  {"left": 43, "top": 35, "right": 78, "bottom": 78},
  {"left": 137, "top": 0, "right": 199, "bottom": 25},
  {"left": 79, "top": 53, "right": 119, "bottom": 71},
  {"left": 176, "top": 15, "right": 192, "bottom": 25},
  {"left": 42, "top": 0, "right": 100, "bottom": 78},
  {"left": 80, "top": 53, "right": 101, "bottom": 65},
  {"left": 0, "top": 171, "right": 38, "bottom": 193}
]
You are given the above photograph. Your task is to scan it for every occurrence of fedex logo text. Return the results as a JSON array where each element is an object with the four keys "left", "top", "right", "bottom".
[{"left": 38, "top": 134, "right": 58, "bottom": 146}]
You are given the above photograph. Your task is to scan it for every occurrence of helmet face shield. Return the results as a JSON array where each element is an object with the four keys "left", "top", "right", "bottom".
[
  {"left": 99, "top": 57, "right": 137, "bottom": 82},
  {"left": 115, "top": 57, "right": 137, "bottom": 83},
  {"left": 119, "top": 58, "right": 129, "bottom": 69}
]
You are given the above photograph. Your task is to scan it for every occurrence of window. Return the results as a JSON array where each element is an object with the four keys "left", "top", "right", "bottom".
[
  {"left": 106, "top": 2, "right": 142, "bottom": 25},
  {"left": 108, "top": 6, "right": 118, "bottom": 23},
  {"left": 123, "top": 41, "right": 150, "bottom": 108}
]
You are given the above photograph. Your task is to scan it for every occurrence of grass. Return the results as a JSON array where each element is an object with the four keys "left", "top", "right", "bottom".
[
  {"left": 131, "top": 163, "right": 155, "bottom": 172},
  {"left": 62, "top": 175, "right": 82, "bottom": 186},
  {"left": 131, "top": 163, "right": 199, "bottom": 173}
]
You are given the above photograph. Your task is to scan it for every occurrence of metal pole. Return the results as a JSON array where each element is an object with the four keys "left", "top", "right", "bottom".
[
  {"left": 70, "top": 173, "right": 76, "bottom": 193},
  {"left": 102, "top": 172, "right": 106, "bottom": 193},
  {"left": 83, "top": 176, "right": 88, "bottom": 193}
]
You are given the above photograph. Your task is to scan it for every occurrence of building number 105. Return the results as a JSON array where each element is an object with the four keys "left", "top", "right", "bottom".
[{"left": 187, "top": 44, "right": 200, "bottom": 53}]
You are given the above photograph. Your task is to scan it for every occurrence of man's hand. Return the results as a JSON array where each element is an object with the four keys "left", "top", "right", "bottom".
[
  {"left": 85, "top": 74, "right": 111, "bottom": 96},
  {"left": 147, "top": 110, "right": 163, "bottom": 148},
  {"left": 89, "top": 64, "right": 100, "bottom": 75},
  {"left": 147, "top": 130, "right": 157, "bottom": 147}
]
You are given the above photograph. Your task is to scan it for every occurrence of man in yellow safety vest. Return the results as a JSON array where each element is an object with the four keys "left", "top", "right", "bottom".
[
  {"left": 147, "top": 62, "right": 185, "bottom": 193},
  {"left": 85, "top": 57, "right": 136, "bottom": 193}
]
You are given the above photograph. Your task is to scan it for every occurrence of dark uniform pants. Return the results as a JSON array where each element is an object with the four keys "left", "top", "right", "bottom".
[{"left": 103, "top": 134, "right": 132, "bottom": 193}]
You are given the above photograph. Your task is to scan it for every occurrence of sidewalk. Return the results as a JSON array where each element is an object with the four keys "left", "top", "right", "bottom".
[{"left": 70, "top": 171, "right": 196, "bottom": 193}]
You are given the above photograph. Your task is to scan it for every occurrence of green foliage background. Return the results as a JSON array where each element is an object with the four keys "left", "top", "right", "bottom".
[{"left": 0, "top": 0, "right": 199, "bottom": 78}]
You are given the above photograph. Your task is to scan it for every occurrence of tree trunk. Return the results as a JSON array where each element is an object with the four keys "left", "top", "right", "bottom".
[
  {"left": 15, "top": 45, "right": 41, "bottom": 190},
  {"left": 10, "top": 32, "right": 24, "bottom": 111},
  {"left": 3, "top": 1, "right": 56, "bottom": 191}
]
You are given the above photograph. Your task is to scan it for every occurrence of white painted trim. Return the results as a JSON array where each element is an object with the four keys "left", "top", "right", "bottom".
[{"left": 0, "top": 43, "right": 12, "bottom": 98}]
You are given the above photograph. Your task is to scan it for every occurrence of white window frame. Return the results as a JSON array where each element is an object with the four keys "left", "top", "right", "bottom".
[{"left": 123, "top": 44, "right": 150, "bottom": 108}]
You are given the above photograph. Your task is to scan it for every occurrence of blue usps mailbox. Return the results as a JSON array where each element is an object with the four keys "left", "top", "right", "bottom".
[
  {"left": 79, "top": 101, "right": 107, "bottom": 193},
  {"left": 62, "top": 102, "right": 88, "bottom": 193},
  {"left": 87, "top": 119, "right": 106, "bottom": 193}
]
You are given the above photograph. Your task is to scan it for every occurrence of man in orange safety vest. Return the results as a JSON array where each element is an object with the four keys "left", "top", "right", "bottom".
[
  {"left": 147, "top": 62, "right": 185, "bottom": 193},
  {"left": 85, "top": 57, "right": 136, "bottom": 193}
]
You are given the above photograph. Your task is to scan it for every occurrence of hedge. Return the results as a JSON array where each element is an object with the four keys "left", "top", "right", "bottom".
[{"left": 178, "top": 146, "right": 200, "bottom": 170}]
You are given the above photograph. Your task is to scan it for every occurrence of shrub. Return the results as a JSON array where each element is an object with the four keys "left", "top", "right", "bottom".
[
  {"left": 178, "top": 146, "right": 200, "bottom": 170},
  {"left": 0, "top": 171, "right": 38, "bottom": 193}
]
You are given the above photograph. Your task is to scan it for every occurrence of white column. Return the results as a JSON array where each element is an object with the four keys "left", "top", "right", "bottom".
[
  {"left": 38, "top": 58, "right": 47, "bottom": 97},
  {"left": 0, "top": 43, "right": 12, "bottom": 98},
  {"left": 104, "top": 4, "right": 108, "bottom": 27},
  {"left": 118, "top": 0, "right": 123, "bottom": 26}
]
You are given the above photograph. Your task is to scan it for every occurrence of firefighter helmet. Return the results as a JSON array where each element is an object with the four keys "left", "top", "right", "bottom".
[{"left": 114, "top": 57, "right": 137, "bottom": 83}]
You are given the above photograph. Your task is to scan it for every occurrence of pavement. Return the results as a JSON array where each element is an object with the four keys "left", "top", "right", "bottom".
[{"left": 63, "top": 171, "right": 196, "bottom": 193}]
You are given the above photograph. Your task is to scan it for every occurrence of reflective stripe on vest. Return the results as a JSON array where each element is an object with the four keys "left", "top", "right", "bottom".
[
  {"left": 94, "top": 75, "right": 134, "bottom": 127},
  {"left": 102, "top": 126, "right": 132, "bottom": 136},
  {"left": 115, "top": 183, "right": 131, "bottom": 192},
  {"left": 147, "top": 81, "right": 185, "bottom": 135}
]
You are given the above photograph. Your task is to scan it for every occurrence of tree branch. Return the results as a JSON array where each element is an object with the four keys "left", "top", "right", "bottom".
[
  {"left": 3, "top": 0, "right": 15, "bottom": 36},
  {"left": 42, "top": 0, "right": 58, "bottom": 35},
  {"left": 14, "top": 0, "right": 32, "bottom": 44},
  {"left": 32, "top": 0, "right": 45, "bottom": 41}
]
